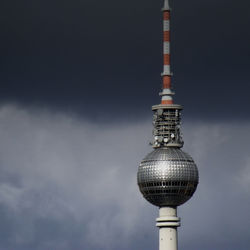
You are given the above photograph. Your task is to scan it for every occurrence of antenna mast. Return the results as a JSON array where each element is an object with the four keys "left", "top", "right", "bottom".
[{"left": 161, "top": 0, "right": 174, "bottom": 105}]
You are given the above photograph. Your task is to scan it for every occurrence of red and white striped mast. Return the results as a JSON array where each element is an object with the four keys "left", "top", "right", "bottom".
[{"left": 160, "top": 0, "right": 174, "bottom": 105}]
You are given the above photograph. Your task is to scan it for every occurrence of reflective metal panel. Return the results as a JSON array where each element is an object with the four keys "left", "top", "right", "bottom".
[{"left": 137, "top": 148, "right": 199, "bottom": 207}]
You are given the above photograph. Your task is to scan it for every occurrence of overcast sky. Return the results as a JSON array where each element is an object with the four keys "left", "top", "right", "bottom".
[{"left": 0, "top": 0, "right": 250, "bottom": 249}]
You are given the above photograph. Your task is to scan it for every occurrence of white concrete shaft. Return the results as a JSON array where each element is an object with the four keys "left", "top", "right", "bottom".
[
  {"left": 156, "top": 207, "right": 180, "bottom": 250},
  {"left": 159, "top": 226, "right": 178, "bottom": 250}
]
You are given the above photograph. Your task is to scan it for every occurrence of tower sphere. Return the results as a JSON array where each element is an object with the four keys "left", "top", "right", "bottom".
[{"left": 137, "top": 148, "right": 199, "bottom": 207}]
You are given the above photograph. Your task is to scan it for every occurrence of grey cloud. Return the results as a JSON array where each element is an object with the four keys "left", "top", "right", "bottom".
[
  {"left": 0, "top": 105, "right": 155, "bottom": 250},
  {"left": 0, "top": 105, "right": 249, "bottom": 249},
  {"left": 179, "top": 122, "right": 250, "bottom": 250}
]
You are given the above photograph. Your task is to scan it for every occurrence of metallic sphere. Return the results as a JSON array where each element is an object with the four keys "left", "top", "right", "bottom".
[{"left": 137, "top": 148, "right": 199, "bottom": 207}]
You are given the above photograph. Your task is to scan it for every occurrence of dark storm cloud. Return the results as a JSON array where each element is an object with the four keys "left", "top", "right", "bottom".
[
  {"left": 1, "top": 0, "right": 249, "bottom": 120},
  {"left": 0, "top": 105, "right": 249, "bottom": 249}
]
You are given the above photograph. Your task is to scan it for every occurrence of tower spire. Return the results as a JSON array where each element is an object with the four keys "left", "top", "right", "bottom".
[
  {"left": 161, "top": 0, "right": 174, "bottom": 105},
  {"left": 152, "top": 0, "right": 182, "bottom": 148}
]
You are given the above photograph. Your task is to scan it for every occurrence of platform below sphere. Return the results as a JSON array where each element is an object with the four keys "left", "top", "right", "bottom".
[{"left": 137, "top": 148, "right": 199, "bottom": 207}]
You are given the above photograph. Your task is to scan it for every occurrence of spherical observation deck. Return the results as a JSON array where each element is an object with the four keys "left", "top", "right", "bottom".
[{"left": 137, "top": 148, "right": 199, "bottom": 207}]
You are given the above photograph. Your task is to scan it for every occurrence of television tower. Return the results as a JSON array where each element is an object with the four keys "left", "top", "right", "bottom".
[{"left": 137, "top": 0, "right": 199, "bottom": 249}]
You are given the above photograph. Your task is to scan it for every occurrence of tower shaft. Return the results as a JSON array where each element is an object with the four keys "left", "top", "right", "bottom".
[{"left": 156, "top": 207, "right": 180, "bottom": 250}]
